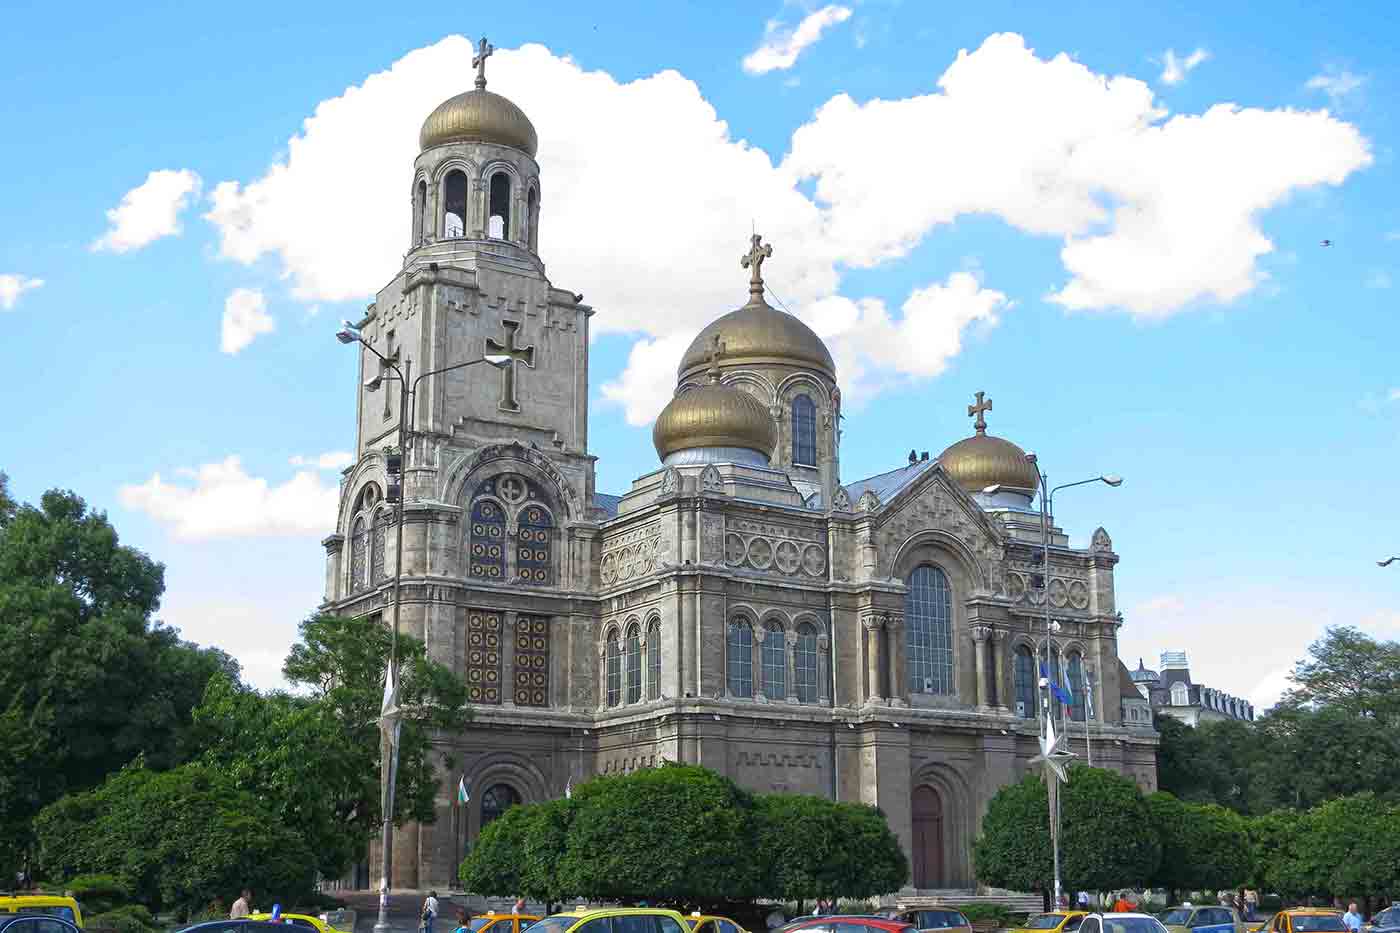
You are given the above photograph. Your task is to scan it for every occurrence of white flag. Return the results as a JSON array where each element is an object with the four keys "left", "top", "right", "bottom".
[
  {"left": 564, "top": 776, "right": 573, "bottom": 799},
  {"left": 379, "top": 665, "right": 401, "bottom": 751}
]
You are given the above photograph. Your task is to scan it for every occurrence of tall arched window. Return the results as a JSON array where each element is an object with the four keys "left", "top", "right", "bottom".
[
  {"left": 414, "top": 180, "right": 427, "bottom": 245},
  {"left": 626, "top": 623, "right": 642, "bottom": 704},
  {"left": 646, "top": 619, "right": 661, "bottom": 701},
  {"left": 371, "top": 512, "right": 387, "bottom": 583},
  {"left": 727, "top": 619, "right": 753, "bottom": 698},
  {"left": 349, "top": 516, "right": 368, "bottom": 592},
  {"left": 791, "top": 394, "right": 817, "bottom": 466},
  {"left": 606, "top": 632, "right": 622, "bottom": 707},
  {"left": 906, "top": 565, "right": 954, "bottom": 695},
  {"left": 526, "top": 187, "right": 539, "bottom": 250},
  {"left": 795, "top": 622, "right": 819, "bottom": 704},
  {"left": 480, "top": 783, "right": 518, "bottom": 829},
  {"left": 443, "top": 170, "right": 467, "bottom": 238},
  {"left": 1067, "top": 652, "right": 1086, "bottom": 722},
  {"left": 467, "top": 494, "right": 506, "bottom": 580},
  {"left": 762, "top": 622, "right": 786, "bottom": 699},
  {"left": 516, "top": 503, "right": 553, "bottom": 586},
  {"left": 1171, "top": 681, "right": 1189, "bottom": 706},
  {"left": 488, "top": 172, "right": 511, "bottom": 239},
  {"left": 1014, "top": 646, "right": 1036, "bottom": 718}
]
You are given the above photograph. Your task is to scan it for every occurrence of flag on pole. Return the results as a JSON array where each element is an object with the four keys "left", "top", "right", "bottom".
[
  {"left": 458, "top": 774, "right": 471, "bottom": 804},
  {"left": 1040, "top": 661, "right": 1074, "bottom": 706},
  {"left": 564, "top": 775, "right": 573, "bottom": 799},
  {"left": 379, "top": 666, "right": 401, "bottom": 752}
]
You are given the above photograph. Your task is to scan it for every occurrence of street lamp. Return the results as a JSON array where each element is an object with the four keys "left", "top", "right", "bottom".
[
  {"left": 983, "top": 463, "right": 1120, "bottom": 908},
  {"left": 337, "top": 320, "right": 507, "bottom": 933}
]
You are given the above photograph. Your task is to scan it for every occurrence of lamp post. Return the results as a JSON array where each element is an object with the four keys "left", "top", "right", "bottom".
[
  {"left": 985, "top": 464, "right": 1120, "bottom": 908},
  {"left": 336, "top": 321, "right": 507, "bottom": 933}
]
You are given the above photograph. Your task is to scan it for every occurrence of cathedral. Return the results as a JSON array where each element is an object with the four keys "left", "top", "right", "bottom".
[{"left": 321, "top": 42, "right": 1158, "bottom": 894}]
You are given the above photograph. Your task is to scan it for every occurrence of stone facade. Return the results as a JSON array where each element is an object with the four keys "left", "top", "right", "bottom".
[{"left": 321, "top": 68, "right": 1157, "bottom": 894}]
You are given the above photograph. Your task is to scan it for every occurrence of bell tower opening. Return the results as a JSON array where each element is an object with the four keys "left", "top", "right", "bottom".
[
  {"left": 444, "top": 170, "right": 467, "bottom": 238},
  {"left": 413, "top": 180, "right": 427, "bottom": 245},
  {"left": 526, "top": 186, "right": 539, "bottom": 251},
  {"left": 488, "top": 172, "right": 511, "bottom": 239}
]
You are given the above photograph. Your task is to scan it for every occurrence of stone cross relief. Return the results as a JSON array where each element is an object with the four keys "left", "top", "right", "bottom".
[{"left": 486, "top": 320, "right": 535, "bottom": 411}]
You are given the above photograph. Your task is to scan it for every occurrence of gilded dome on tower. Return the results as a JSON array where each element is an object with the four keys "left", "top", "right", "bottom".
[
  {"left": 938, "top": 392, "right": 1040, "bottom": 494},
  {"left": 419, "top": 39, "right": 538, "bottom": 156},
  {"left": 652, "top": 383, "right": 777, "bottom": 462},
  {"left": 677, "top": 234, "right": 836, "bottom": 380}
]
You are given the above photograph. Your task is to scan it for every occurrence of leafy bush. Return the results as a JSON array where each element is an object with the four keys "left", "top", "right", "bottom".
[
  {"left": 63, "top": 875, "right": 132, "bottom": 916},
  {"left": 86, "top": 904, "right": 158, "bottom": 933},
  {"left": 957, "top": 905, "right": 1015, "bottom": 927}
]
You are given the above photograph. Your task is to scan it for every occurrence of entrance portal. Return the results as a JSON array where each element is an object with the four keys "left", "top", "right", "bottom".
[{"left": 911, "top": 785, "right": 944, "bottom": 888}]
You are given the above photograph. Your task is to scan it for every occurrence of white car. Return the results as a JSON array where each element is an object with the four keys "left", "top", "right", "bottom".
[{"left": 1078, "top": 915, "right": 1172, "bottom": 933}]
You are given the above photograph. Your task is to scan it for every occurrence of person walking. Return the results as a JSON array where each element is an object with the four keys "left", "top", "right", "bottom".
[
  {"left": 1343, "top": 904, "right": 1363, "bottom": 933},
  {"left": 230, "top": 890, "right": 252, "bottom": 919},
  {"left": 1244, "top": 892, "right": 1258, "bottom": 922},
  {"left": 452, "top": 909, "right": 474, "bottom": 933},
  {"left": 514, "top": 899, "right": 527, "bottom": 915},
  {"left": 422, "top": 892, "right": 441, "bottom": 933}
]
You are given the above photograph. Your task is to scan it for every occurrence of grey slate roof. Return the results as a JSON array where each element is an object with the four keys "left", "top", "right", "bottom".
[
  {"left": 592, "top": 492, "right": 623, "bottom": 518},
  {"left": 842, "top": 458, "right": 937, "bottom": 505}
]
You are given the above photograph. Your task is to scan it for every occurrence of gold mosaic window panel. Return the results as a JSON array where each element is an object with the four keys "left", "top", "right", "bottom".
[
  {"left": 466, "top": 610, "right": 503, "bottom": 704},
  {"left": 513, "top": 614, "right": 550, "bottom": 706}
]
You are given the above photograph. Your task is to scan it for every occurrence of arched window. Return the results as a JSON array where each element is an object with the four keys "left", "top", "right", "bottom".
[
  {"left": 791, "top": 394, "right": 817, "bottom": 466},
  {"left": 443, "top": 170, "right": 468, "bottom": 238},
  {"left": 762, "top": 621, "right": 786, "bottom": 700},
  {"left": 371, "top": 512, "right": 388, "bottom": 583},
  {"left": 349, "top": 516, "right": 368, "bottom": 592},
  {"left": 516, "top": 503, "right": 553, "bottom": 586},
  {"left": 526, "top": 187, "right": 539, "bottom": 250},
  {"left": 727, "top": 619, "right": 753, "bottom": 698},
  {"left": 480, "top": 783, "right": 518, "bottom": 828},
  {"left": 794, "top": 622, "right": 819, "bottom": 704},
  {"left": 1067, "top": 652, "right": 1086, "bottom": 722},
  {"left": 467, "top": 494, "right": 506, "bottom": 580},
  {"left": 1014, "top": 645, "right": 1036, "bottom": 718},
  {"left": 1171, "top": 681, "right": 1189, "bottom": 706},
  {"left": 488, "top": 172, "right": 511, "bottom": 239},
  {"left": 906, "top": 565, "right": 954, "bottom": 695},
  {"left": 646, "top": 619, "right": 661, "bottom": 701},
  {"left": 606, "top": 632, "right": 622, "bottom": 707},
  {"left": 414, "top": 180, "right": 427, "bottom": 245},
  {"left": 626, "top": 623, "right": 642, "bottom": 704}
]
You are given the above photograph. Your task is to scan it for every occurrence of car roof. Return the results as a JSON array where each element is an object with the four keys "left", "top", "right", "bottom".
[
  {"left": 1282, "top": 911, "right": 1342, "bottom": 916},
  {"left": 0, "top": 898, "right": 79, "bottom": 908},
  {"left": 180, "top": 923, "right": 309, "bottom": 932},
  {"left": 551, "top": 910, "right": 687, "bottom": 919},
  {"left": 0, "top": 918, "right": 78, "bottom": 930}
]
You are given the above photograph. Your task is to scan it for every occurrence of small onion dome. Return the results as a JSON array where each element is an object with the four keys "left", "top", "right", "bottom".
[
  {"left": 420, "top": 89, "right": 538, "bottom": 157},
  {"left": 939, "top": 432, "right": 1040, "bottom": 494},
  {"left": 653, "top": 383, "right": 777, "bottom": 462},
  {"left": 678, "top": 300, "right": 835, "bottom": 380}
]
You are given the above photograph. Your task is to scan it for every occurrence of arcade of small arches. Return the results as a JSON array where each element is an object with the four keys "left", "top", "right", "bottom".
[
  {"left": 411, "top": 161, "right": 540, "bottom": 251},
  {"left": 722, "top": 613, "right": 831, "bottom": 704},
  {"left": 599, "top": 616, "right": 663, "bottom": 708}
]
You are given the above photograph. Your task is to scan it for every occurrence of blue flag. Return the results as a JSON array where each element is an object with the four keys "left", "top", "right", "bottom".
[{"left": 1041, "top": 662, "right": 1074, "bottom": 706}]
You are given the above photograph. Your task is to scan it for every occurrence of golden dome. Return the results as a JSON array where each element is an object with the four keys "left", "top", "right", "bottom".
[
  {"left": 939, "top": 433, "right": 1040, "bottom": 494},
  {"left": 419, "top": 89, "right": 539, "bottom": 156},
  {"left": 653, "top": 383, "right": 777, "bottom": 461},
  {"left": 679, "top": 301, "right": 836, "bottom": 380}
]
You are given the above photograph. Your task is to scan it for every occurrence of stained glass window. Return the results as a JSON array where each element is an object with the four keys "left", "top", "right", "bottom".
[
  {"left": 791, "top": 394, "right": 817, "bottom": 466},
  {"left": 906, "top": 565, "right": 954, "bottom": 694},
  {"left": 606, "top": 632, "right": 621, "bottom": 707},
  {"left": 1067, "top": 652, "right": 1086, "bottom": 722},
  {"left": 795, "top": 623, "right": 819, "bottom": 704},
  {"left": 467, "top": 490, "right": 506, "bottom": 580},
  {"left": 514, "top": 614, "right": 549, "bottom": 707},
  {"left": 480, "top": 783, "right": 518, "bottom": 828},
  {"left": 465, "top": 610, "right": 503, "bottom": 704},
  {"left": 646, "top": 620, "right": 661, "bottom": 701},
  {"left": 762, "top": 622, "right": 786, "bottom": 699},
  {"left": 517, "top": 503, "right": 553, "bottom": 586},
  {"left": 626, "top": 624, "right": 642, "bottom": 704},
  {"left": 349, "top": 517, "right": 368, "bottom": 592},
  {"left": 727, "top": 619, "right": 753, "bottom": 698},
  {"left": 1014, "top": 646, "right": 1036, "bottom": 718}
]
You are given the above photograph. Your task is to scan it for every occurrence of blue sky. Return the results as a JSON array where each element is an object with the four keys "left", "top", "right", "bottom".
[{"left": 2, "top": 0, "right": 1397, "bottom": 699}]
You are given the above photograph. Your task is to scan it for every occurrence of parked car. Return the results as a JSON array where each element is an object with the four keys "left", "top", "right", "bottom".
[
  {"left": 0, "top": 896, "right": 83, "bottom": 928},
  {"left": 525, "top": 908, "right": 695, "bottom": 933},
  {"left": 0, "top": 914, "right": 80, "bottom": 933},
  {"left": 247, "top": 912, "right": 351, "bottom": 933},
  {"left": 890, "top": 909, "right": 971, "bottom": 933},
  {"left": 684, "top": 913, "right": 748, "bottom": 933},
  {"left": 1262, "top": 911, "right": 1346, "bottom": 933},
  {"left": 1011, "top": 913, "right": 1089, "bottom": 933},
  {"left": 775, "top": 915, "right": 917, "bottom": 933},
  {"left": 469, "top": 913, "right": 543, "bottom": 933},
  {"left": 1077, "top": 913, "right": 1172, "bottom": 933},
  {"left": 1159, "top": 905, "right": 1246, "bottom": 933},
  {"left": 1367, "top": 907, "right": 1400, "bottom": 933},
  {"left": 176, "top": 922, "right": 323, "bottom": 933}
]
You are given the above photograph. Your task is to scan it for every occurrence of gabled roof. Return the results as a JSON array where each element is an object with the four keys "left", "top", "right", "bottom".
[
  {"left": 842, "top": 458, "right": 936, "bottom": 504},
  {"left": 1117, "top": 659, "right": 1145, "bottom": 700},
  {"left": 593, "top": 492, "right": 623, "bottom": 519}
]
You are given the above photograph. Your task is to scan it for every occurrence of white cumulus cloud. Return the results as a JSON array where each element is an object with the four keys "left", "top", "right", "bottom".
[
  {"left": 119, "top": 456, "right": 339, "bottom": 540},
  {"left": 289, "top": 451, "right": 355, "bottom": 470},
  {"left": 599, "top": 332, "right": 699, "bottom": 427},
  {"left": 92, "top": 169, "right": 202, "bottom": 253},
  {"left": 1306, "top": 69, "right": 1366, "bottom": 106},
  {"left": 0, "top": 274, "right": 44, "bottom": 310},
  {"left": 1160, "top": 47, "right": 1209, "bottom": 86},
  {"left": 220, "top": 287, "right": 274, "bottom": 354},
  {"left": 742, "top": 5, "right": 853, "bottom": 75}
]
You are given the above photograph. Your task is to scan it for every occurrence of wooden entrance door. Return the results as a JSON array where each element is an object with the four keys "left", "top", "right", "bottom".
[{"left": 912, "top": 785, "right": 944, "bottom": 889}]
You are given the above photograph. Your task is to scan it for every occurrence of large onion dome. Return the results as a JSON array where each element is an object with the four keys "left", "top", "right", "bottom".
[
  {"left": 939, "top": 392, "right": 1040, "bottom": 494},
  {"left": 678, "top": 301, "right": 835, "bottom": 380},
  {"left": 652, "top": 383, "right": 777, "bottom": 462},
  {"left": 419, "top": 89, "right": 538, "bottom": 156}
]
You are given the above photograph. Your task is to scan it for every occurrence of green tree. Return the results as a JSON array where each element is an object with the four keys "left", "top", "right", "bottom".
[
  {"left": 460, "top": 797, "right": 572, "bottom": 903},
  {"left": 32, "top": 762, "right": 316, "bottom": 917},
  {"left": 0, "top": 487, "right": 237, "bottom": 874},
  {"left": 1247, "top": 808, "right": 1306, "bottom": 898},
  {"left": 1278, "top": 626, "right": 1400, "bottom": 723},
  {"left": 975, "top": 766, "right": 1160, "bottom": 896},
  {"left": 1291, "top": 795, "right": 1400, "bottom": 901},
  {"left": 1155, "top": 715, "right": 1264, "bottom": 813},
  {"left": 1148, "top": 792, "right": 1251, "bottom": 900},
  {"left": 754, "top": 793, "right": 907, "bottom": 901},
  {"left": 194, "top": 613, "right": 471, "bottom": 879}
]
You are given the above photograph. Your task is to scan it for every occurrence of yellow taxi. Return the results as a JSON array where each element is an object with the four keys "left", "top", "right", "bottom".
[
  {"left": 1261, "top": 910, "right": 1347, "bottom": 933},
  {"left": 685, "top": 913, "right": 748, "bottom": 933},
  {"left": 0, "top": 896, "right": 83, "bottom": 929},
  {"left": 469, "top": 914, "right": 543, "bottom": 933},
  {"left": 893, "top": 909, "right": 974, "bottom": 933},
  {"left": 1008, "top": 913, "right": 1088, "bottom": 933},
  {"left": 525, "top": 907, "right": 694, "bottom": 933},
  {"left": 247, "top": 912, "right": 351, "bottom": 933}
]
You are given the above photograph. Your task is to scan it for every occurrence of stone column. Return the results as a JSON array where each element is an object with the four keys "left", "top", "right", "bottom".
[
  {"left": 972, "top": 625, "right": 991, "bottom": 708},
  {"left": 752, "top": 622, "right": 767, "bottom": 699},
  {"left": 887, "top": 615, "right": 907, "bottom": 706},
  {"left": 596, "top": 640, "right": 608, "bottom": 710},
  {"left": 818, "top": 634, "right": 832, "bottom": 704},
  {"left": 786, "top": 637, "right": 799, "bottom": 702},
  {"left": 864, "top": 615, "right": 885, "bottom": 703},
  {"left": 992, "top": 629, "right": 1009, "bottom": 710}
]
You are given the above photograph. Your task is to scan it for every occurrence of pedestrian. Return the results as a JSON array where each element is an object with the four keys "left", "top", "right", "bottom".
[
  {"left": 1244, "top": 891, "right": 1258, "bottom": 922},
  {"left": 514, "top": 899, "right": 527, "bottom": 915},
  {"left": 422, "top": 891, "right": 440, "bottom": 933},
  {"left": 1078, "top": 892, "right": 1092, "bottom": 910},
  {"left": 1343, "top": 904, "right": 1363, "bottom": 933},
  {"left": 453, "top": 909, "right": 474, "bottom": 933},
  {"left": 1112, "top": 893, "right": 1133, "bottom": 913},
  {"left": 231, "top": 889, "right": 252, "bottom": 919}
]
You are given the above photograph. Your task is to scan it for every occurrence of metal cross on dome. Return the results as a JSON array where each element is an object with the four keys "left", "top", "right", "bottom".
[
  {"left": 473, "top": 36, "right": 495, "bottom": 90},
  {"left": 968, "top": 390, "right": 993, "bottom": 435},
  {"left": 741, "top": 234, "right": 773, "bottom": 302},
  {"left": 706, "top": 335, "right": 726, "bottom": 383}
]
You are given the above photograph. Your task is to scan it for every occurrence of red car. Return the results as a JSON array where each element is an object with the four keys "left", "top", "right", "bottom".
[{"left": 781, "top": 918, "right": 917, "bottom": 933}]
